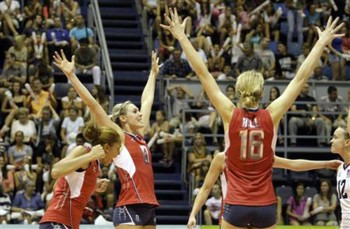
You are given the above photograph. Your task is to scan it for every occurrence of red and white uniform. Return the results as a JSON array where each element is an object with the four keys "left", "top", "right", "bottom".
[
  {"left": 114, "top": 132, "right": 159, "bottom": 207},
  {"left": 40, "top": 160, "right": 100, "bottom": 229},
  {"left": 224, "top": 108, "right": 276, "bottom": 206}
]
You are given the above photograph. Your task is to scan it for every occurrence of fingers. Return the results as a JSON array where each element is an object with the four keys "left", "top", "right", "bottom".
[
  {"left": 72, "top": 55, "right": 75, "bottom": 65},
  {"left": 315, "top": 26, "right": 321, "bottom": 37},
  {"left": 169, "top": 7, "right": 174, "bottom": 20},
  {"left": 330, "top": 17, "right": 339, "bottom": 29},
  {"left": 174, "top": 8, "right": 179, "bottom": 23},
  {"left": 333, "top": 22, "right": 345, "bottom": 34},
  {"left": 182, "top": 17, "right": 190, "bottom": 28},
  {"left": 60, "top": 49, "right": 67, "bottom": 60},
  {"left": 160, "top": 23, "right": 170, "bottom": 30},
  {"left": 54, "top": 51, "right": 62, "bottom": 62},
  {"left": 164, "top": 13, "right": 172, "bottom": 25},
  {"left": 326, "top": 16, "right": 332, "bottom": 28}
]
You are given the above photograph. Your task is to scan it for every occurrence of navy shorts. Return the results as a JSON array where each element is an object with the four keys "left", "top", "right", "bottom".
[
  {"left": 223, "top": 204, "right": 276, "bottom": 228},
  {"left": 39, "top": 222, "right": 71, "bottom": 229},
  {"left": 113, "top": 204, "right": 156, "bottom": 226}
]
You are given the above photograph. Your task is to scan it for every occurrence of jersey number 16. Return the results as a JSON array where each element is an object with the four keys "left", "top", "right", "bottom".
[{"left": 240, "top": 129, "right": 264, "bottom": 160}]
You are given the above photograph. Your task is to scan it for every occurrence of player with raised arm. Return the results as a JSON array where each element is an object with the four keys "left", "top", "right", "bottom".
[{"left": 161, "top": 9, "right": 344, "bottom": 228}]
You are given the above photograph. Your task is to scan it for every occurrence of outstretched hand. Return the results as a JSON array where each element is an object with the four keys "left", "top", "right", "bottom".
[
  {"left": 53, "top": 49, "right": 75, "bottom": 77},
  {"left": 315, "top": 17, "right": 344, "bottom": 46},
  {"left": 150, "top": 50, "right": 160, "bottom": 76},
  {"left": 160, "top": 8, "right": 190, "bottom": 40}
]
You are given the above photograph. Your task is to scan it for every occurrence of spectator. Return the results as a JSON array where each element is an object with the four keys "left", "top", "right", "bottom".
[
  {"left": 7, "top": 35, "right": 28, "bottom": 67},
  {"left": 319, "top": 85, "right": 345, "bottom": 143},
  {"left": 11, "top": 180, "right": 45, "bottom": 224},
  {"left": 286, "top": 182, "right": 312, "bottom": 225},
  {"left": 0, "top": 0, "right": 21, "bottom": 36},
  {"left": 167, "top": 84, "right": 194, "bottom": 129},
  {"left": 162, "top": 48, "right": 193, "bottom": 79},
  {"left": 275, "top": 42, "right": 296, "bottom": 79},
  {"left": 46, "top": 17, "right": 70, "bottom": 62},
  {"left": 13, "top": 156, "right": 37, "bottom": 192},
  {"left": 0, "top": 52, "right": 26, "bottom": 88},
  {"left": 263, "top": 2, "right": 282, "bottom": 42},
  {"left": 285, "top": 0, "right": 305, "bottom": 53},
  {"left": 23, "top": 0, "right": 42, "bottom": 29},
  {"left": 187, "top": 132, "right": 212, "bottom": 188},
  {"left": 305, "top": 3, "right": 321, "bottom": 47},
  {"left": 288, "top": 83, "right": 326, "bottom": 147},
  {"left": 217, "top": 64, "right": 234, "bottom": 80},
  {"left": 235, "top": 42, "right": 262, "bottom": 76},
  {"left": 84, "top": 85, "right": 109, "bottom": 121},
  {"left": 60, "top": 106, "right": 84, "bottom": 146},
  {"left": 69, "top": 14, "right": 94, "bottom": 51},
  {"left": 36, "top": 133, "right": 60, "bottom": 167},
  {"left": 0, "top": 182, "right": 11, "bottom": 224},
  {"left": 10, "top": 108, "right": 37, "bottom": 144},
  {"left": 217, "top": 5, "right": 237, "bottom": 45},
  {"left": 328, "top": 37, "right": 346, "bottom": 81},
  {"left": 257, "top": 37, "right": 276, "bottom": 79},
  {"left": 74, "top": 38, "right": 102, "bottom": 85},
  {"left": 61, "top": 86, "right": 84, "bottom": 118},
  {"left": 8, "top": 130, "right": 33, "bottom": 168},
  {"left": 311, "top": 65, "right": 328, "bottom": 81},
  {"left": 35, "top": 105, "right": 60, "bottom": 146},
  {"left": 28, "top": 62, "right": 55, "bottom": 91},
  {"left": 149, "top": 110, "right": 174, "bottom": 167},
  {"left": 26, "top": 78, "right": 57, "bottom": 118},
  {"left": 61, "top": 0, "right": 81, "bottom": 30},
  {"left": 204, "top": 183, "right": 222, "bottom": 225},
  {"left": 0, "top": 155, "right": 14, "bottom": 194},
  {"left": 312, "top": 179, "right": 338, "bottom": 226}
]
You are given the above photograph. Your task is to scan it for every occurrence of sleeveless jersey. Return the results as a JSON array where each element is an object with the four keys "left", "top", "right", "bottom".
[
  {"left": 114, "top": 132, "right": 159, "bottom": 207},
  {"left": 224, "top": 108, "right": 276, "bottom": 206},
  {"left": 40, "top": 160, "right": 100, "bottom": 229},
  {"left": 337, "top": 162, "right": 350, "bottom": 228}
]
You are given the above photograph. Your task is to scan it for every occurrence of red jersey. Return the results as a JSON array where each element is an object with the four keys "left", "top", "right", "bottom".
[
  {"left": 225, "top": 108, "right": 276, "bottom": 206},
  {"left": 114, "top": 132, "right": 159, "bottom": 207},
  {"left": 40, "top": 160, "right": 100, "bottom": 229}
]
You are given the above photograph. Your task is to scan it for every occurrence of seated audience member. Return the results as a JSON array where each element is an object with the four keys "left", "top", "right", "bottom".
[
  {"left": 286, "top": 182, "right": 312, "bottom": 225},
  {"left": 8, "top": 130, "right": 33, "bottom": 168},
  {"left": 69, "top": 14, "right": 94, "bottom": 51},
  {"left": 26, "top": 78, "right": 57, "bottom": 118},
  {"left": 28, "top": 62, "right": 55, "bottom": 92},
  {"left": 0, "top": 155, "right": 14, "bottom": 194},
  {"left": 167, "top": 84, "right": 194, "bottom": 129},
  {"left": 61, "top": 86, "right": 84, "bottom": 118},
  {"left": 11, "top": 180, "right": 45, "bottom": 224},
  {"left": 0, "top": 0, "right": 21, "bottom": 36},
  {"left": 74, "top": 38, "right": 102, "bottom": 85},
  {"left": 7, "top": 34, "right": 28, "bottom": 67},
  {"left": 162, "top": 49, "right": 193, "bottom": 79},
  {"left": 312, "top": 179, "right": 338, "bottom": 226},
  {"left": 187, "top": 132, "right": 212, "bottom": 189},
  {"left": 0, "top": 52, "right": 26, "bottom": 88},
  {"left": 46, "top": 16, "right": 70, "bottom": 62},
  {"left": 84, "top": 85, "right": 109, "bottom": 121},
  {"left": 0, "top": 182, "right": 11, "bottom": 224},
  {"left": 234, "top": 42, "right": 262, "bottom": 76},
  {"left": 204, "top": 183, "right": 222, "bottom": 225},
  {"left": 10, "top": 108, "right": 37, "bottom": 144},
  {"left": 14, "top": 156, "right": 37, "bottom": 192},
  {"left": 36, "top": 133, "right": 60, "bottom": 167},
  {"left": 60, "top": 106, "right": 84, "bottom": 145},
  {"left": 35, "top": 105, "right": 60, "bottom": 146}
]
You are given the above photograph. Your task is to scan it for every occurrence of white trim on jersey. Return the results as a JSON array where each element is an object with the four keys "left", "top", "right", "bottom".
[
  {"left": 114, "top": 145, "right": 136, "bottom": 177},
  {"left": 65, "top": 171, "right": 86, "bottom": 199}
]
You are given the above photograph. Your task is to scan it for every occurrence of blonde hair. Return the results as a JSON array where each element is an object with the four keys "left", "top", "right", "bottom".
[
  {"left": 111, "top": 101, "right": 132, "bottom": 126},
  {"left": 235, "top": 70, "right": 264, "bottom": 108}
]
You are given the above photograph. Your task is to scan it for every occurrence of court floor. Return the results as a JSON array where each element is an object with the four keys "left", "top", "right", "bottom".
[{"left": 0, "top": 226, "right": 339, "bottom": 229}]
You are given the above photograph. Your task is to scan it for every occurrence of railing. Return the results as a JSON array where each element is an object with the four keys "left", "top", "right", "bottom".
[{"left": 88, "top": 0, "right": 115, "bottom": 111}]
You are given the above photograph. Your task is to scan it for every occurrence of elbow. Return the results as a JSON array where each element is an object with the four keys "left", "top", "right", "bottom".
[{"left": 51, "top": 166, "right": 60, "bottom": 180}]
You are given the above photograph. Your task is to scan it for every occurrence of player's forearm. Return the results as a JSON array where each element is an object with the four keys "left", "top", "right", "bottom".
[{"left": 189, "top": 188, "right": 211, "bottom": 218}]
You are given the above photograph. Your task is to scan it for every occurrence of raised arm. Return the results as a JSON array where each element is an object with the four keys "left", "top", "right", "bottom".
[
  {"left": 53, "top": 50, "right": 124, "bottom": 142},
  {"left": 187, "top": 152, "right": 225, "bottom": 229},
  {"left": 51, "top": 145, "right": 104, "bottom": 179},
  {"left": 140, "top": 51, "right": 160, "bottom": 135},
  {"left": 161, "top": 8, "right": 234, "bottom": 127},
  {"left": 267, "top": 17, "right": 344, "bottom": 126},
  {"left": 273, "top": 156, "right": 341, "bottom": 171}
]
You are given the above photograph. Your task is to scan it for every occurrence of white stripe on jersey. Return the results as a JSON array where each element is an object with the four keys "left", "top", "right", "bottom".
[
  {"left": 337, "top": 162, "right": 350, "bottom": 216},
  {"left": 65, "top": 171, "right": 86, "bottom": 199},
  {"left": 114, "top": 146, "right": 136, "bottom": 177}
]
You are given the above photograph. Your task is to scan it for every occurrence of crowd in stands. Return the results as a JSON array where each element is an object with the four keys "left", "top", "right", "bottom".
[
  {"left": 143, "top": 0, "right": 350, "bottom": 226},
  {"left": 0, "top": 0, "right": 111, "bottom": 225}
]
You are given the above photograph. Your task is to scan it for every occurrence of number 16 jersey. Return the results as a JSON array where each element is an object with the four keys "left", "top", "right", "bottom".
[{"left": 225, "top": 108, "right": 276, "bottom": 206}]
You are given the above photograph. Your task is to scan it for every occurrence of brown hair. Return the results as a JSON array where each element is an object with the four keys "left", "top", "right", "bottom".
[{"left": 83, "top": 118, "right": 121, "bottom": 147}]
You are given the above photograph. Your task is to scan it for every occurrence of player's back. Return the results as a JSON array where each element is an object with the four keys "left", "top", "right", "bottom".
[{"left": 225, "top": 108, "right": 276, "bottom": 206}]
